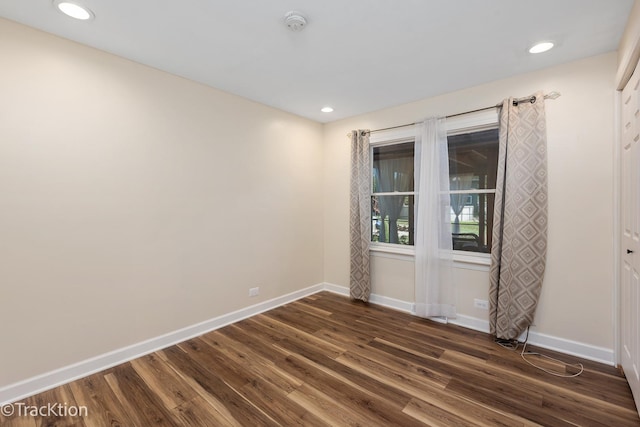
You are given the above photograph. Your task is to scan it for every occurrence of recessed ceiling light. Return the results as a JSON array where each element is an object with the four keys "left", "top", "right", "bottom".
[
  {"left": 529, "top": 42, "right": 554, "bottom": 54},
  {"left": 321, "top": 107, "right": 334, "bottom": 113},
  {"left": 54, "top": 1, "right": 94, "bottom": 20}
]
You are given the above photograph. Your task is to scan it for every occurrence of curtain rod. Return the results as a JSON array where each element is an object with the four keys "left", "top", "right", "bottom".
[{"left": 357, "top": 91, "right": 561, "bottom": 136}]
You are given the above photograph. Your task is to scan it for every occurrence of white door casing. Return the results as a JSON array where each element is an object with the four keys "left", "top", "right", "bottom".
[{"left": 620, "top": 58, "right": 640, "bottom": 415}]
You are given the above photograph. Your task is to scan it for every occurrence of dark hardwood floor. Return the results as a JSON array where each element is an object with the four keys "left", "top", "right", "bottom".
[{"left": 2, "top": 291, "right": 639, "bottom": 426}]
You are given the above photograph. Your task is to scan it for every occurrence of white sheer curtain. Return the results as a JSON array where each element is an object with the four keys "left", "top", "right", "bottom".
[{"left": 414, "top": 117, "right": 456, "bottom": 318}]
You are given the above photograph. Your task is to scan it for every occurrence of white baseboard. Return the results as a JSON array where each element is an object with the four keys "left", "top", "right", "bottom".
[
  {"left": 442, "top": 314, "right": 614, "bottom": 366},
  {"left": 523, "top": 330, "right": 615, "bottom": 366},
  {"left": 448, "top": 313, "right": 491, "bottom": 333},
  {"left": 325, "top": 284, "right": 615, "bottom": 366},
  {"left": 0, "top": 282, "right": 614, "bottom": 404},
  {"left": 0, "top": 283, "right": 325, "bottom": 405},
  {"left": 323, "top": 283, "right": 416, "bottom": 314}
]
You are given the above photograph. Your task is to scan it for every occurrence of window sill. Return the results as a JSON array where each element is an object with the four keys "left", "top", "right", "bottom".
[
  {"left": 452, "top": 251, "right": 491, "bottom": 271},
  {"left": 452, "top": 251, "right": 491, "bottom": 266},
  {"left": 369, "top": 244, "right": 491, "bottom": 270}
]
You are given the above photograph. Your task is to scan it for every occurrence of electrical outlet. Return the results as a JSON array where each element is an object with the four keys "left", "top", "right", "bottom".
[
  {"left": 249, "top": 287, "right": 260, "bottom": 297},
  {"left": 474, "top": 298, "right": 489, "bottom": 310}
]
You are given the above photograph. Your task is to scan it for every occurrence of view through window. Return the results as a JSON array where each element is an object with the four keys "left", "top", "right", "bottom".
[
  {"left": 370, "top": 128, "right": 499, "bottom": 253},
  {"left": 448, "top": 128, "right": 499, "bottom": 253},
  {"left": 371, "top": 142, "right": 414, "bottom": 245}
]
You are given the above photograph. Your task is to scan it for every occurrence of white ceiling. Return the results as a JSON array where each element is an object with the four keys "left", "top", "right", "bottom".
[{"left": 0, "top": 1, "right": 633, "bottom": 123}]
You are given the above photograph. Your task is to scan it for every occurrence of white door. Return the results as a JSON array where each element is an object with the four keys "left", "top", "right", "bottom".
[{"left": 621, "top": 59, "right": 640, "bottom": 414}]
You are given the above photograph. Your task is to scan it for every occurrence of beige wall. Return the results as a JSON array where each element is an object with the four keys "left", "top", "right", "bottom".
[
  {"left": 0, "top": 18, "right": 324, "bottom": 388},
  {"left": 0, "top": 15, "right": 620, "bottom": 390},
  {"left": 324, "top": 52, "right": 617, "bottom": 349}
]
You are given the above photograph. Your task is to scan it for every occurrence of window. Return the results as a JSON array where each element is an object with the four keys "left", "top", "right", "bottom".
[
  {"left": 369, "top": 114, "right": 499, "bottom": 255},
  {"left": 371, "top": 141, "right": 415, "bottom": 245},
  {"left": 448, "top": 128, "right": 499, "bottom": 253}
]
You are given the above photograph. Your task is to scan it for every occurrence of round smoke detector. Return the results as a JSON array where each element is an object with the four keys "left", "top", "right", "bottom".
[{"left": 284, "top": 11, "right": 307, "bottom": 32}]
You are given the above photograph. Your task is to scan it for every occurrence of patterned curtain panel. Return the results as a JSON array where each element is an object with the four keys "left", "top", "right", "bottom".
[
  {"left": 350, "top": 130, "right": 371, "bottom": 302},
  {"left": 490, "top": 92, "right": 548, "bottom": 341}
]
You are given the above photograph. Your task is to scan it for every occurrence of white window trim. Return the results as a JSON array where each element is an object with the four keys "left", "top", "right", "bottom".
[
  {"left": 369, "top": 242, "right": 413, "bottom": 255},
  {"left": 369, "top": 128, "right": 415, "bottom": 146},
  {"left": 368, "top": 108, "right": 499, "bottom": 267}
]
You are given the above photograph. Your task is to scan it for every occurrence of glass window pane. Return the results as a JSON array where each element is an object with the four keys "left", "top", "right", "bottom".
[
  {"left": 372, "top": 195, "right": 414, "bottom": 245},
  {"left": 450, "top": 192, "right": 495, "bottom": 253},
  {"left": 373, "top": 142, "right": 414, "bottom": 193},
  {"left": 448, "top": 129, "right": 499, "bottom": 191}
]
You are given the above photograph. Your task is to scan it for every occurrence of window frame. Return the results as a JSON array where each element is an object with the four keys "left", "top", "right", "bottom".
[
  {"left": 368, "top": 109, "right": 499, "bottom": 267},
  {"left": 370, "top": 138, "right": 416, "bottom": 247}
]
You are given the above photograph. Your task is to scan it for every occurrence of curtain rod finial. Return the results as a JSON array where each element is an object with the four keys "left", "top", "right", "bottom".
[{"left": 546, "top": 91, "right": 561, "bottom": 100}]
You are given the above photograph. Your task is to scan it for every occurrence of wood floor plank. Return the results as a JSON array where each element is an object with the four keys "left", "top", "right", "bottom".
[
  {"left": 68, "top": 373, "right": 137, "bottom": 427},
  {"left": 287, "top": 384, "right": 371, "bottom": 427},
  {"left": 289, "top": 300, "right": 333, "bottom": 318},
  {"left": 540, "top": 394, "right": 640, "bottom": 427},
  {"left": 200, "top": 330, "right": 302, "bottom": 394},
  {"left": 486, "top": 348, "right": 639, "bottom": 407},
  {"left": 217, "top": 322, "right": 292, "bottom": 362},
  {"left": 446, "top": 377, "right": 574, "bottom": 427},
  {"left": 171, "top": 395, "right": 243, "bottom": 427},
  {"left": 252, "top": 313, "right": 346, "bottom": 359},
  {"left": 162, "top": 345, "right": 279, "bottom": 426},
  {"left": 441, "top": 345, "right": 640, "bottom": 419},
  {"left": 374, "top": 332, "right": 447, "bottom": 359},
  {"left": 360, "top": 315, "right": 492, "bottom": 360},
  {"left": 237, "top": 320, "right": 342, "bottom": 365},
  {"left": 278, "top": 302, "right": 378, "bottom": 346},
  {"left": 286, "top": 345, "right": 415, "bottom": 410},
  {"left": 335, "top": 349, "right": 449, "bottom": 399},
  {"left": 342, "top": 331, "right": 451, "bottom": 382},
  {"left": 0, "top": 416, "right": 38, "bottom": 427},
  {"left": 404, "top": 386, "right": 536, "bottom": 427},
  {"left": 157, "top": 350, "right": 244, "bottom": 427},
  {"left": 177, "top": 338, "right": 252, "bottom": 391},
  {"left": 238, "top": 377, "right": 327, "bottom": 426},
  {"left": 402, "top": 397, "right": 497, "bottom": 427},
  {"left": 263, "top": 304, "right": 327, "bottom": 335},
  {"left": 199, "top": 330, "right": 327, "bottom": 426},
  {"left": 372, "top": 334, "right": 613, "bottom": 426},
  {"left": 6, "top": 291, "right": 639, "bottom": 426},
  {"left": 4, "top": 385, "right": 85, "bottom": 427},
  {"left": 130, "top": 353, "right": 197, "bottom": 410},
  {"left": 277, "top": 352, "right": 426, "bottom": 426},
  {"left": 105, "top": 364, "right": 180, "bottom": 426}
]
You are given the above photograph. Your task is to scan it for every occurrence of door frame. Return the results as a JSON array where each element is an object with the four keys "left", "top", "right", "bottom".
[{"left": 614, "top": 89, "right": 621, "bottom": 367}]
